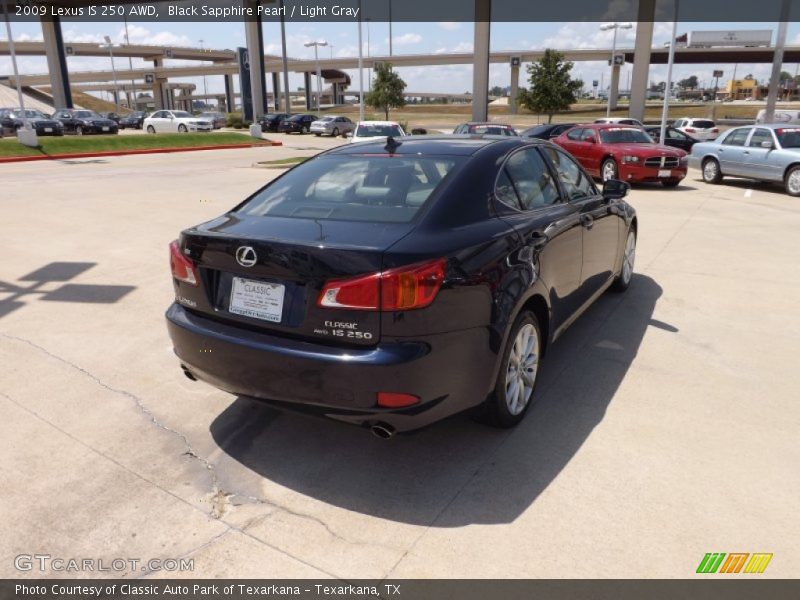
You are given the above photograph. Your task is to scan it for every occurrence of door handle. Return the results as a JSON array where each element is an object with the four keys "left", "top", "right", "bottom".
[
  {"left": 580, "top": 214, "right": 594, "bottom": 229},
  {"left": 717, "top": 148, "right": 724, "bottom": 152},
  {"left": 743, "top": 150, "right": 750, "bottom": 154}
]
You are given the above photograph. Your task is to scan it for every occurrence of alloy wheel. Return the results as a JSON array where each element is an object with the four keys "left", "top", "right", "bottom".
[
  {"left": 622, "top": 231, "right": 636, "bottom": 285},
  {"left": 787, "top": 169, "right": 800, "bottom": 196},
  {"left": 504, "top": 324, "right": 539, "bottom": 416},
  {"left": 703, "top": 159, "right": 719, "bottom": 182},
  {"left": 602, "top": 159, "right": 617, "bottom": 181}
]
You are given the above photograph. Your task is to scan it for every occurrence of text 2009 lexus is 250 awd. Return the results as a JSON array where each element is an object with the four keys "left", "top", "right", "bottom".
[{"left": 166, "top": 136, "right": 637, "bottom": 437}]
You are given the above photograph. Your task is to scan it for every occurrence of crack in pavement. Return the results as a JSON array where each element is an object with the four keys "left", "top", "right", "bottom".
[{"left": 0, "top": 331, "right": 392, "bottom": 551}]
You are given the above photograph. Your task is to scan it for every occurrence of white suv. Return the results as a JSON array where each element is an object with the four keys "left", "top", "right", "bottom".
[
  {"left": 672, "top": 118, "right": 719, "bottom": 140},
  {"left": 593, "top": 117, "right": 644, "bottom": 127}
]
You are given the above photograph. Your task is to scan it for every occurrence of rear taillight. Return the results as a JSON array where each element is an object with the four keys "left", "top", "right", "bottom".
[
  {"left": 318, "top": 258, "right": 446, "bottom": 311},
  {"left": 169, "top": 240, "right": 199, "bottom": 286},
  {"left": 685, "top": 128, "right": 696, "bottom": 133},
  {"left": 711, "top": 128, "right": 719, "bottom": 133}
]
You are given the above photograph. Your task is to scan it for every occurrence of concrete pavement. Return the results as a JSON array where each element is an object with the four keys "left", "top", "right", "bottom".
[{"left": 0, "top": 145, "right": 798, "bottom": 579}]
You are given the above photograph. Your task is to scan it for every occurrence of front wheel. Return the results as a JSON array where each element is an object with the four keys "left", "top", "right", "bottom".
[
  {"left": 612, "top": 229, "right": 636, "bottom": 292},
  {"left": 302, "top": 126, "right": 309, "bottom": 134},
  {"left": 480, "top": 311, "right": 542, "bottom": 428},
  {"left": 75, "top": 126, "right": 84, "bottom": 136},
  {"left": 784, "top": 165, "right": 800, "bottom": 196},
  {"left": 178, "top": 124, "right": 188, "bottom": 133},
  {"left": 332, "top": 127, "right": 339, "bottom": 137},
  {"left": 702, "top": 158, "right": 722, "bottom": 184},
  {"left": 602, "top": 158, "right": 618, "bottom": 182},
  {"left": 146, "top": 125, "right": 156, "bottom": 134}
]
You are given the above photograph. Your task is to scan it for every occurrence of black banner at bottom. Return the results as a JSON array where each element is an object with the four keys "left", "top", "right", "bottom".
[{"left": 2, "top": 580, "right": 800, "bottom": 600}]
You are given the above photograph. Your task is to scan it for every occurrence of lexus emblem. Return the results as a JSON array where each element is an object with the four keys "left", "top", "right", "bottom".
[{"left": 235, "top": 246, "right": 257, "bottom": 267}]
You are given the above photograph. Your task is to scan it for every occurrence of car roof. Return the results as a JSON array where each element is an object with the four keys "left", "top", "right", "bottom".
[
  {"left": 327, "top": 134, "right": 544, "bottom": 156},
  {"left": 462, "top": 122, "right": 514, "bottom": 126},
  {"left": 356, "top": 120, "right": 400, "bottom": 126}
]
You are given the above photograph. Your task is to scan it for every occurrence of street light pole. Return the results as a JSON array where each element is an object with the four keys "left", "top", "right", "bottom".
[
  {"left": 388, "top": 0, "right": 393, "bottom": 57},
  {"left": 600, "top": 22, "right": 632, "bottom": 118},
  {"left": 2, "top": 0, "right": 35, "bottom": 145},
  {"left": 660, "top": 1, "right": 679, "bottom": 145},
  {"left": 279, "top": 0, "right": 291, "bottom": 114},
  {"left": 357, "top": 0, "right": 364, "bottom": 121},
  {"left": 198, "top": 39, "right": 208, "bottom": 106},
  {"left": 304, "top": 41, "right": 328, "bottom": 111},
  {"left": 101, "top": 35, "right": 120, "bottom": 114},
  {"left": 123, "top": 17, "right": 138, "bottom": 110}
]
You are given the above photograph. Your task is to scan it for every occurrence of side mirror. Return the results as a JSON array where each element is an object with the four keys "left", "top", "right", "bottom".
[
  {"left": 761, "top": 140, "right": 773, "bottom": 149},
  {"left": 602, "top": 179, "right": 630, "bottom": 201},
  {"left": 584, "top": 135, "right": 597, "bottom": 144}
]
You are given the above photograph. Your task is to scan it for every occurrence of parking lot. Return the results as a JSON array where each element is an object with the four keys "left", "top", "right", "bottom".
[{"left": 1, "top": 141, "right": 798, "bottom": 579}]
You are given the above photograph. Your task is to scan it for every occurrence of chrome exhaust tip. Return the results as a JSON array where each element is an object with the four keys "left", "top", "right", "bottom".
[{"left": 371, "top": 423, "right": 395, "bottom": 439}]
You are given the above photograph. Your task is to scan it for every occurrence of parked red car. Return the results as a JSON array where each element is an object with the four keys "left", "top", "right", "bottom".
[{"left": 553, "top": 124, "right": 687, "bottom": 187}]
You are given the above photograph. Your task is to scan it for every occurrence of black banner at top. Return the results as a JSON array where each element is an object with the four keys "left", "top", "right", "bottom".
[{"left": 3, "top": 0, "right": 800, "bottom": 23}]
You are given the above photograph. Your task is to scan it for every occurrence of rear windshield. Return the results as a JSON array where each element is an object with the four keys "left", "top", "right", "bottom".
[
  {"left": 236, "top": 155, "right": 463, "bottom": 223},
  {"left": 599, "top": 128, "right": 653, "bottom": 143},
  {"left": 469, "top": 125, "right": 517, "bottom": 136},
  {"left": 691, "top": 120, "right": 715, "bottom": 128},
  {"left": 356, "top": 124, "right": 404, "bottom": 137},
  {"left": 775, "top": 128, "right": 800, "bottom": 148}
]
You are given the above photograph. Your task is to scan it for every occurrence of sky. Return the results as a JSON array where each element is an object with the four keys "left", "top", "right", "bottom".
[{"left": 3, "top": 20, "right": 800, "bottom": 101}]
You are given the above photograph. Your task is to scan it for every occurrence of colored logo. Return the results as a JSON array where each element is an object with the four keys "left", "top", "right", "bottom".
[{"left": 696, "top": 553, "right": 773, "bottom": 574}]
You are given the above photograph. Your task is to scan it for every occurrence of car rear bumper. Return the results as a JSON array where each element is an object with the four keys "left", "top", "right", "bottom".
[
  {"left": 619, "top": 163, "right": 687, "bottom": 183},
  {"left": 166, "top": 303, "right": 494, "bottom": 432}
]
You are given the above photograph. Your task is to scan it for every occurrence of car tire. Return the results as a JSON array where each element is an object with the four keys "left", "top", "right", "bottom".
[
  {"left": 314, "top": 132, "right": 321, "bottom": 136},
  {"left": 178, "top": 124, "right": 188, "bottom": 133},
  {"left": 612, "top": 229, "right": 636, "bottom": 293},
  {"left": 601, "top": 158, "right": 618, "bottom": 182},
  {"left": 76, "top": 126, "right": 84, "bottom": 136},
  {"left": 302, "top": 126, "right": 309, "bottom": 134},
  {"left": 661, "top": 179, "right": 680, "bottom": 188},
  {"left": 702, "top": 158, "right": 722, "bottom": 184},
  {"left": 147, "top": 125, "right": 156, "bottom": 134},
  {"left": 332, "top": 127, "right": 339, "bottom": 137},
  {"left": 784, "top": 165, "right": 800, "bottom": 197},
  {"left": 479, "top": 311, "right": 542, "bottom": 428}
]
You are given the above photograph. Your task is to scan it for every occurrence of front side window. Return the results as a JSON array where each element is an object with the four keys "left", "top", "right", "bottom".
[
  {"left": 237, "top": 155, "right": 463, "bottom": 223},
  {"left": 501, "top": 148, "right": 560, "bottom": 211},
  {"left": 748, "top": 128, "right": 774, "bottom": 147},
  {"left": 543, "top": 147, "right": 596, "bottom": 201},
  {"left": 722, "top": 128, "right": 751, "bottom": 146}
]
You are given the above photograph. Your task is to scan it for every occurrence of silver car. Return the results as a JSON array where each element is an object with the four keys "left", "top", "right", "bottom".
[
  {"left": 310, "top": 115, "right": 354, "bottom": 137},
  {"left": 689, "top": 124, "right": 800, "bottom": 196}
]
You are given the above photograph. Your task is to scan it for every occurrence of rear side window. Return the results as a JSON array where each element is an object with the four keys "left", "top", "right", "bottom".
[
  {"left": 237, "top": 155, "right": 463, "bottom": 223},
  {"left": 722, "top": 128, "right": 750, "bottom": 146},
  {"left": 500, "top": 148, "right": 560, "bottom": 211}
]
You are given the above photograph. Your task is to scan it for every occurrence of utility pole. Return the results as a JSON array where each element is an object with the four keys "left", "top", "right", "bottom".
[
  {"left": 304, "top": 41, "right": 328, "bottom": 111},
  {"left": 123, "top": 17, "right": 138, "bottom": 110},
  {"left": 358, "top": 0, "right": 364, "bottom": 121},
  {"left": 279, "top": 0, "right": 291, "bottom": 114},
  {"left": 198, "top": 39, "right": 208, "bottom": 104}
]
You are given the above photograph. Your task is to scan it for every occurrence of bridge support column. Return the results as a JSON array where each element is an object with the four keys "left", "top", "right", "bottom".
[
  {"left": 609, "top": 64, "right": 621, "bottom": 111},
  {"left": 40, "top": 15, "right": 72, "bottom": 108},
  {"left": 224, "top": 74, "right": 235, "bottom": 112},
  {"left": 244, "top": 0, "right": 268, "bottom": 118},
  {"left": 629, "top": 0, "right": 655, "bottom": 122},
  {"left": 508, "top": 62, "right": 519, "bottom": 115},
  {"left": 304, "top": 72, "right": 312, "bottom": 110},
  {"left": 471, "top": 0, "right": 491, "bottom": 122}
]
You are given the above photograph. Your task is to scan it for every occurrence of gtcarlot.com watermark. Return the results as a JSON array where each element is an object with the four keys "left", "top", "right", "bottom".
[{"left": 15, "top": 554, "right": 194, "bottom": 573}]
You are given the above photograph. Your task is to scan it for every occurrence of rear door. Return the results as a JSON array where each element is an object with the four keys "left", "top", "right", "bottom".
[{"left": 717, "top": 128, "right": 751, "bottom": 176}]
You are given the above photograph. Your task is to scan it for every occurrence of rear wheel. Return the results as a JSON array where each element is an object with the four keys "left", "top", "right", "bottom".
[
  {"left": 480, "top": 311, "right": 542, "bottom": 428},
  {"left": 612, "top": 229, "right": 636, "bottom": 292},
  {"left": 784, "top": 165, "right": 800, "bottom": 196},
  {"left": 146, "top": 125, "right": 156, "bottom": 134},
  {"left": 602, "top": 158, "right": 618, "bottom": 182},
  {"left": 702, "top": 158, "right": 722, "bottom": 184}
]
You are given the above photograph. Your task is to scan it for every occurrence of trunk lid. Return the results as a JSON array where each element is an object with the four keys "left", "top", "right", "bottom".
[{"left": 176, "top": 214, "right": 415, "bottom": 346}]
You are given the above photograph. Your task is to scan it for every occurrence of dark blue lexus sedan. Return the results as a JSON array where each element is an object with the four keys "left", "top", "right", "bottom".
[{"left": 166, "top": 136, "right": 637, "bottom": 437}]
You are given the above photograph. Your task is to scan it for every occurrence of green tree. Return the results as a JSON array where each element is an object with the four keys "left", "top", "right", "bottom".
[
  {"left": 678, "top": 75, "right": 699, "bottom": 90},
  {"left": 365, "top": 62, "right": 407, "bottom": 120},
  {"left": 516, "top": 49, "right": 582, "bottom": 123}
]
